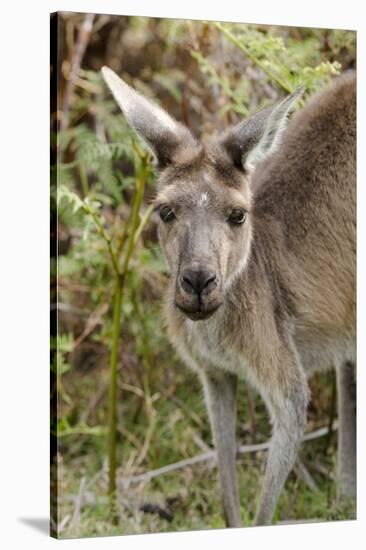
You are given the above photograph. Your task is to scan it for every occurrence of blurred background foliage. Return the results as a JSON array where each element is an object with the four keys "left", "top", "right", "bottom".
[{"left": 51, "top": 12, "right": 356, "bottom": 538}]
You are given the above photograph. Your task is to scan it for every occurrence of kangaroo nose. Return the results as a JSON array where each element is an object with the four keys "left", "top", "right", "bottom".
[{"left": 181, "top": 269, "right": 217, "bottom": 296}]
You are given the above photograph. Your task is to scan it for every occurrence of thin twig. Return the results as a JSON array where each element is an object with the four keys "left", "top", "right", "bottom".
[
  {"left": 169, "top": 395, "right": 204, "bottom": 429},
  {"left": 92, "top": 14, "right": 111, "bottom": 34},
  {"left": 192, "top": 432, "right": 211, "bottom": 453},
  {"left": 121, "top": 449, "right": 215, "bottom": 488},
  {"left": 61, "top": 14, "right": 95, "bottom": 131},
  {"left": 80, "top": 380, "right": 109, "bottom": 424},
  {"left": 311, "top": 459, "right": 334, "bottom": 480},
  {"left": 132, "top": 204, "right": 155, "bottom": 247},
  {"left": 214, "top": 22, "right": 294, "bottom": 95},
  {"left": 69, "top": 477, "right": 87, "bottom": 531},
  {"left": 294, "top": 458, "right": 319, "bottom": 492},
  {"left": 58, "top": 514, "right": 71, "bottom": 534},
  {"left": 115, "top": 207, "right": 133, "bottom": 259},
  {"left": 118, "top": 424, "right": 144, "bottom": 453},
  {"left": 72, "top": 303, "right": 108, "bottom": 349},
  {"left": 82, "top": 203, "right": 120, "bottom": 275},
  {"left": 121, "top": 423, "right": 338, "bottom": 486},
  {"left": 135, "top": 408, "right": 157, "bottom": 467}
]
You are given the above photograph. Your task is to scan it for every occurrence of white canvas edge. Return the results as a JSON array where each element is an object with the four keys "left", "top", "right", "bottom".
[{"left": 0, "top": 1, "right": 364, "bottom": 549}]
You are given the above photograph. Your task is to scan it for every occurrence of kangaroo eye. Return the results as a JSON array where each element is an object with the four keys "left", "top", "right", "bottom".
[
  {"left": 228, "top": 208, "right": 247, "bottom": 225},
  {"left": 159, "top": 205, "right": 176, "bottom": 223}
]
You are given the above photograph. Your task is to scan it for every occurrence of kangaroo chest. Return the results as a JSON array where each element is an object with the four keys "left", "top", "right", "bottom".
[{"left": 179, "top": 313, "right": 249, "bottom": 379}]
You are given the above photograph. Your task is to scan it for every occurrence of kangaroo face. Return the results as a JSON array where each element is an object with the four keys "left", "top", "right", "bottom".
[
  {"left": 155, "top": 149, "right": 252, "bottom": 320},
  {"left": 101, "top": 66, "right": 302, "bottom": 321}
]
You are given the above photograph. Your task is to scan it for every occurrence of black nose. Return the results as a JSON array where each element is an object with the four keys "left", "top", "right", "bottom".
[{"left": 180, "top": 269, "right": 217, "bottom": 296}]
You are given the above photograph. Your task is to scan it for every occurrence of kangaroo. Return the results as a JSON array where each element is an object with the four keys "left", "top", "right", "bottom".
[{"left": 102, "top": 66, "right": 356, "bottom": 527}]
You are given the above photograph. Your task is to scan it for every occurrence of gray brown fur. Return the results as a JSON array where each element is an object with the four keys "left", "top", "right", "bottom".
[{"left": 102, "top": 66, "right": 356, "bottom": 527}]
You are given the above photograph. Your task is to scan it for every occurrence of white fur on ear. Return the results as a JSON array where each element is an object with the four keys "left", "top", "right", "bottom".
[
  {"left": 244, "top": 86, "right": 304, "bottom": 170},
  {"left": 102, "top": 67, "right": 178, "bottom": 133},
  {"left": 101, "top": 66, "right": 197, "bottom": 166}
]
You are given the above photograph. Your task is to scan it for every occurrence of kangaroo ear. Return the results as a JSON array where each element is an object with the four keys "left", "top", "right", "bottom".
[
  {"left": 220, "top": 87, "right": 304, "bottom": 172},
  {"left": 101, "top": 66, "right": 197, "bottom": 168}
]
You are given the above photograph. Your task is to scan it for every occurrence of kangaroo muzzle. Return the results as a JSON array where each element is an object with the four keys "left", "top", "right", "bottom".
[{"left": 175, "top": 266, "right": 223, "bottom": 321}]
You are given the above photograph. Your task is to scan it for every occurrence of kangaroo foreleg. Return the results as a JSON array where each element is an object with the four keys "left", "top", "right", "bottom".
[
  {"left": 201, "top": 370, "right": 242, "bottom": 528},
  {"left": 255, "top": 360, "right": 309, "bottom": 526}
]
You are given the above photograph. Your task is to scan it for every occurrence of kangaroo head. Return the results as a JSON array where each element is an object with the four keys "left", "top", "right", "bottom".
[{"left": 102, "top": 67, "right": 302, "bottom": 321}]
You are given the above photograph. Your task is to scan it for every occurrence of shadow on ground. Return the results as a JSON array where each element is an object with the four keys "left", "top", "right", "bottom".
[{"left": 18, "top": 518, "right": 49, "bottom": 536}]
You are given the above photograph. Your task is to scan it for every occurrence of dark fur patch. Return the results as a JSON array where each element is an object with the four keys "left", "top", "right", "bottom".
[{"left": 158, "top": 143, "right": 246, "bottom": 191}]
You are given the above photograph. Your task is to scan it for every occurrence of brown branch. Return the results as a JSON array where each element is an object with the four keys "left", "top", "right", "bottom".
[
  {"left": 120, "top": 423, "right": 338, "bottom": 486},
  {"left": 61, "top": 13, "right": 95, "bottom": 131},
  {"left": 294, "top": 458, "right": 319, "bottom": 492},
  {"left": 69, "top": 477, "right": 86, "bottom": 531},
  {"left": 72, "top": 303, "right": 108, "bottom": 349}
]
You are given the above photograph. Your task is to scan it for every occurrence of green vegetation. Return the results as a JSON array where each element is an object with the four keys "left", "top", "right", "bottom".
[{"left": 51, "top": 13, "right": 356, "bottom": 538}]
